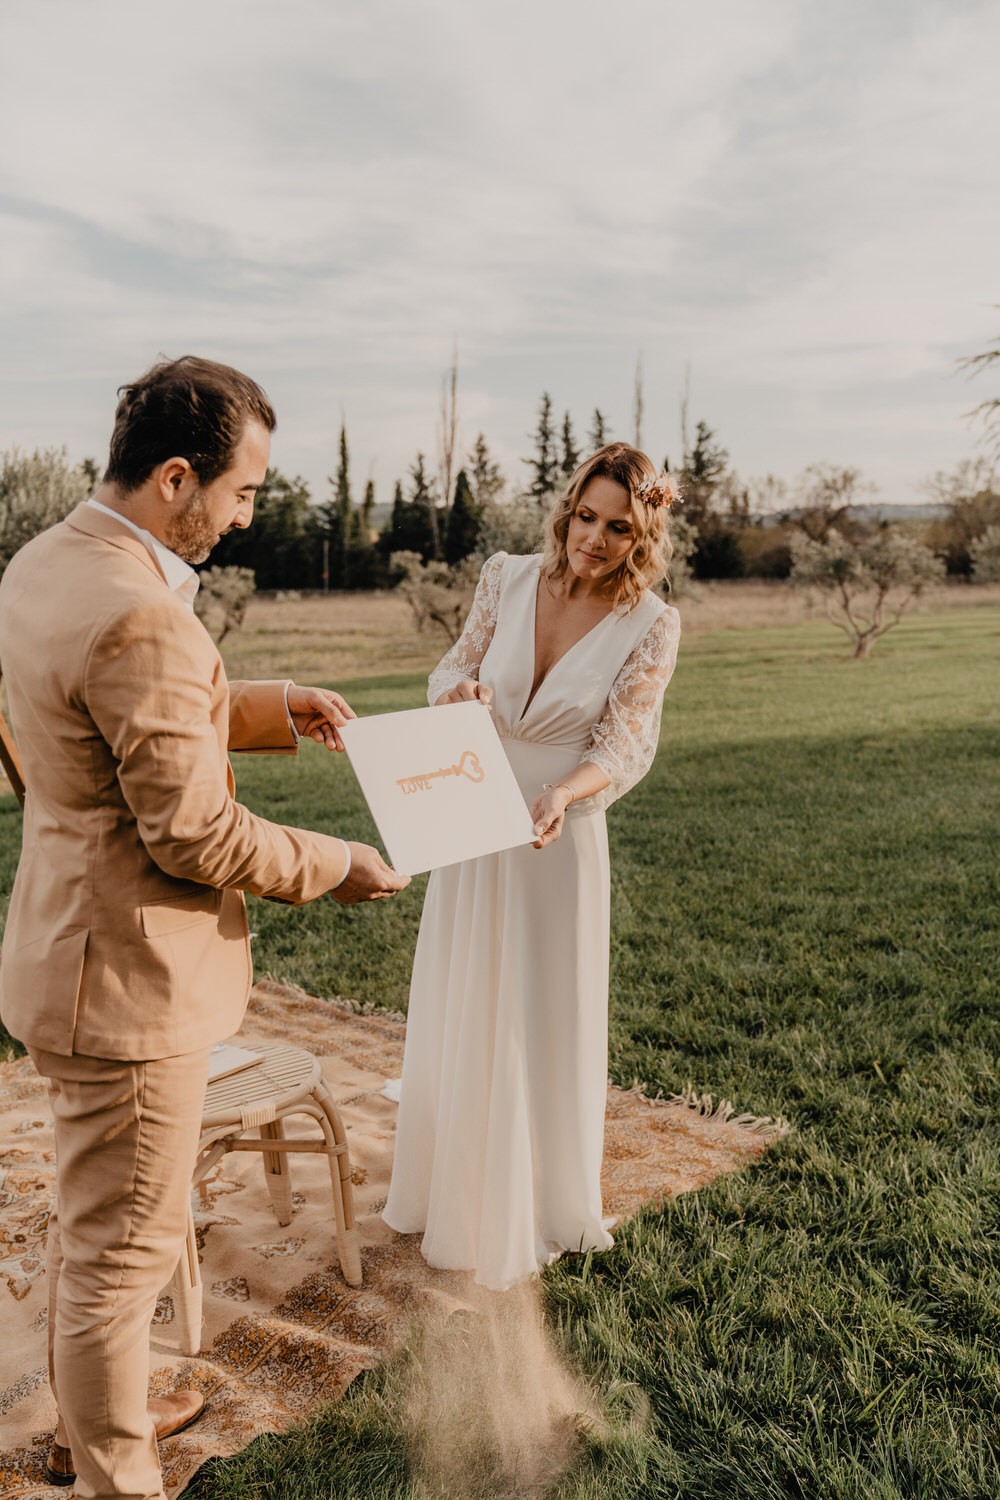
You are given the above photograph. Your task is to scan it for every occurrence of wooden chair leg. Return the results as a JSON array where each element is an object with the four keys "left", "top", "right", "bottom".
[
  {"left": 169, "top": 1200, "right": 204, "bottom": 1355},
  {"left": 313, "top": 1083, "right": 362, "bottom": 1287},
  {"left": 261, "top": 1119, "right": 293, "bottom": 1226}
]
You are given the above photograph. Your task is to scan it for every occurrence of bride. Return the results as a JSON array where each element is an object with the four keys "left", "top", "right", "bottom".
[{"left": 383, "top": 442, "right": 682, "bottom": 1289}]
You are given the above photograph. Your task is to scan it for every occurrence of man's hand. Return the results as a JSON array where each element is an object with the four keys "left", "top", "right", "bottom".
[
  {"left": 434, "top": 679, "right": 493, "bottom": 708},
  {"left": 287, "top": 684, "right": 356, "bottom": 751},
  {"left": 332, "top": 842, "right": 411, "bottom": 904}
]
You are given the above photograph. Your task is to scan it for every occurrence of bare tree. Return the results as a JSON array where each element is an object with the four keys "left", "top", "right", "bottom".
[
  {"left": 790, "top": 530, "right": 944, "bottom": 659},
  {"left": 747, "top": 474, "right": 790, "bottom": 515},
  {"left": 437, "top": 343, "right": 460, "bottom": 515},
  {"left": 960, "top": 306, "right": 1000, "bottom": 454},
  {"left": 633, "top": 351, "right": 644, "bottom": 450},
  {"left": 790, "top": 464, "right": 874, "bottom": 541},
  {"left": 679, "top": 363, "right": 692, "bottom": 466}
]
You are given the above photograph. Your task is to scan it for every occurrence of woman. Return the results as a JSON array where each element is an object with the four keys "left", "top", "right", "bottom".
[{"left": 383, "top": 443, "right": 682, "bottom": 1289}]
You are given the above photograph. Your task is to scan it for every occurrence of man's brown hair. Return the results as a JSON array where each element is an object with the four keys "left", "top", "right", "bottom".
[{"left": 105, "top": 355, "right": 276, "bottom": 493}]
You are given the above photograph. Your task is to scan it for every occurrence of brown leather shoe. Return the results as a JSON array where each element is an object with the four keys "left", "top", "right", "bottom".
[
  {"left": 43, "top": 1442, "right": 75, "bottom": 1486},
  {"left": 148, "top": 1388, "right": 207, "bottom": 1440},
  {"left": 44, "top": 1390, "right": 206, "bottom": 1485}
]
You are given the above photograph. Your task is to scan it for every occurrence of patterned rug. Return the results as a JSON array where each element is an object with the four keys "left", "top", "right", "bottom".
[{"left": 0, "top": 980, "right": 787, "bottom": 1499}]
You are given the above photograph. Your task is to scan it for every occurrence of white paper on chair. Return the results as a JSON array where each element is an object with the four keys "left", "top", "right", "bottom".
[
  {"left": 208, "top": 1042, "right": 265, "bottom": 1083},
  {"left": 339, "top": 701, "right": 536, "bottom": 875}
]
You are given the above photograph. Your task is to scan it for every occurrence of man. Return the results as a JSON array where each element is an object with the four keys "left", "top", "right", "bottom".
[{"left": 0, "top": 356, "right": 409, "bottom": 1500}]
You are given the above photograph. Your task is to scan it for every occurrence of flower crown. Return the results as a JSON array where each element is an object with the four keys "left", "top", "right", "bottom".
[{"left": 636, "top": 471, "right": 683, "bottom": 509}]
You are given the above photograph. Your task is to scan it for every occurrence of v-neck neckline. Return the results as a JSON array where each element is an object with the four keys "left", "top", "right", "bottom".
[{"left": 518, "top": 564, "right": 617, "bottom": 721}]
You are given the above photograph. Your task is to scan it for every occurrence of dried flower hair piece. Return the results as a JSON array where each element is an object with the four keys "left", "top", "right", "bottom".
[{"left": 636, "top": 471, "right": 683, "bottom": 509}]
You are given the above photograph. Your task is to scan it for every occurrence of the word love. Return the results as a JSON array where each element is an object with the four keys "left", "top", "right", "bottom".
[{"left": 396, "top": 749, "right": 486, "bottom": 795}]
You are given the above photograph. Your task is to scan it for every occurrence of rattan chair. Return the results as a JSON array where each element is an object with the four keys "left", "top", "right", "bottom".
[{"left": 170, "top": 1039, "right": 363, "bottom": 1354}]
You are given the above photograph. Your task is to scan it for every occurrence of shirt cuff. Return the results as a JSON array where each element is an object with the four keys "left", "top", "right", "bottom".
[
  {"left": 331, "top": 839, "right": 351, "bottom": 890},
  {"left": 283, "top": 681, "right": 301, "bottom": 744}
]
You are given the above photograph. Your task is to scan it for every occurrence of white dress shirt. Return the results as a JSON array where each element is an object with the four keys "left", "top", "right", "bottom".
[{"left": 87, "top": 497, "right": 200, "bottom": 609}]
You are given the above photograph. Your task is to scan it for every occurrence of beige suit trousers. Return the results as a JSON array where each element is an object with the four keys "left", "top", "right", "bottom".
[{"left": 29, "top": 1046, "right": 211, "bottom": 1500}]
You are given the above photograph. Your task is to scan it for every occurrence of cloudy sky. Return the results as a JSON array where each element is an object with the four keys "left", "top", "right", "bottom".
[{"left": 1, "top": 0, "right": 998, "bottom": 507}]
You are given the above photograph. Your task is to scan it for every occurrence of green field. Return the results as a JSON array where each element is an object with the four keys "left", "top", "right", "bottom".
[{"left": 3, "top": 601, "right": 999, "bottom": 1497}]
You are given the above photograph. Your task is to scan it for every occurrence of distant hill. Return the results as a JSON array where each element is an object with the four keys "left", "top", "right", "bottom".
[
  {"left": 848, "top": 503, "right": 947, "bottom": 523},
  {"left": 757, "top": 503, "right": 946, "bottom": 528}
]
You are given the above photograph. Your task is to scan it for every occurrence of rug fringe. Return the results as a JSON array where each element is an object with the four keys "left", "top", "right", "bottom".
[
  {"left": 253, "top": 978, "right": 406, "bottom": 1025},
  {"left": 621, "top": 1080, "right": 792, "bottom": 1139}
]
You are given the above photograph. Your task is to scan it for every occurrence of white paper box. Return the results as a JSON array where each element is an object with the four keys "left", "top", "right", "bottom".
[{"left": 339, "top": 702, "right": 535, "bottom": 875}]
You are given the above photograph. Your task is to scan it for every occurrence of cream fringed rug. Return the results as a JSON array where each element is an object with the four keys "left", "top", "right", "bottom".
[{"left": 0, "top": 980, "right": 787, "bottom": 1499}]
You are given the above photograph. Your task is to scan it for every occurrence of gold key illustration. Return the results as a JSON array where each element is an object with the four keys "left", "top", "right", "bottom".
[{"left": 396, "top": 749, "right": 485, "bottom": 795}]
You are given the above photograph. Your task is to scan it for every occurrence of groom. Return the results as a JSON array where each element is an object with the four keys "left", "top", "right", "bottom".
[{"left": 0, "top": 356, "right": 409, "bottom": 1500}]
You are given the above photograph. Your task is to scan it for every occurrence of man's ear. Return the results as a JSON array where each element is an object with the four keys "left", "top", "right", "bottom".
[{"left": 156, "top": 456, "right": 196, "bottom": 505}]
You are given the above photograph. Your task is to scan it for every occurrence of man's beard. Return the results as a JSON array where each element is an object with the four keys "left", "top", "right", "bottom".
[{"left": 166, "top": 489, "right": 228, "bottom": 565}]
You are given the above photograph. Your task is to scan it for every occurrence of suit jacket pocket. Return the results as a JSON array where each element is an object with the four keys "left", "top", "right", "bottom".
[{"left": 141, "top": 888, "right": 223, "bottom": 937}]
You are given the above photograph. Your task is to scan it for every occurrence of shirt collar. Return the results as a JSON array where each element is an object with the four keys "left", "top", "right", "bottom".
[{"left": 87, "top": 497, "right": 200, "bottom": 608}]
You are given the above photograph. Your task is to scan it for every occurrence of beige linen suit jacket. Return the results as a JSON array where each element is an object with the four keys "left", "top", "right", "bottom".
[{"left": 0, "top": 502, "right": 347, "bottom": 1060}]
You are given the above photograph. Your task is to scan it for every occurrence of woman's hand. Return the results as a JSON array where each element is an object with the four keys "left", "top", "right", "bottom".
[
  {"left": 435, "top": 679, "right": 493, "bottom": 708},
  {"left": 530, "top": 784, "right": 574, "bottom": 849}
]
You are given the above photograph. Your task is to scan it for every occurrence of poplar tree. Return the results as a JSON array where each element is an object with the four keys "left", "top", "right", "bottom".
[{"left": 319, "top": 421, "right": 354, "bottom": 586}]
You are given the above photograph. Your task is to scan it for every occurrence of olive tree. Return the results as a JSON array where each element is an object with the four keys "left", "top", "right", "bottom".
[
  {"left": 790, "top": 529, "right": 944, "bottom": 659},
  {"left": 474, "top": 494, "right": 546, "bottom": 561},
  {"left": 0, "top": 447, "right": 90, "bottom": 577},
  {"left": 970, "top": 525, "right": 1000, "bottom": 583},
  {"left": 390, "top": 552, "right": 479, "bottom": 644},
  {"left": 194, "top": 566, "right": 256, "bottom": 643},
  {"left": 664, "top": 513, "right": 698, "bottom": 598}
]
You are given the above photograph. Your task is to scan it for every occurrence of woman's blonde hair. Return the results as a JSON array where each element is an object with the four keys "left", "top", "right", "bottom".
[{"left": 540, "top": 442, "right": 673, "bottom": 611}]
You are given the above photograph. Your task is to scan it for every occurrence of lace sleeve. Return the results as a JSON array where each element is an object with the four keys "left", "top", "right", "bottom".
[
  {"left": 583, "top": 607, "right": 681, "bottom": 812},
  {"left": 427, "top": 552, "right": 508, "bottom": 705}
]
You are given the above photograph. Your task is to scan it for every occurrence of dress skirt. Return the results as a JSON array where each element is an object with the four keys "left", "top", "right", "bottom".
[{"left": 383, "top": 737, "right": 615, "bottom": 1290}]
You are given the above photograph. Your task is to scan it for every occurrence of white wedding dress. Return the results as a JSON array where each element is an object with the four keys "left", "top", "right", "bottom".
[{"left": 382, "top": 552, "right": 681, "bottom": 1289}]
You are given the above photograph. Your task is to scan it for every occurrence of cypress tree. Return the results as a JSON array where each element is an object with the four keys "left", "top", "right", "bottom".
[
  {"left": 444, "top": 468, "right": 483, "bottom": 564},
  {"left": 380, "top": 458, "right": 438, "bottom": 560},
  {"left": 358, "top": 477, "right": 376, "bottom": 543},
  {"left": 560, "top": 411, "right": 580, "bottom": 476},
  {"left": 588, "top": 408, "right": 609, "bottom": 450},
  {"left": 469, "top": 432, "right": 504, "bottom": 506}
]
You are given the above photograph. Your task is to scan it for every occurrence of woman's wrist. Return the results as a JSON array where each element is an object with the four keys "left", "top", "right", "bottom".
[{"left": 543, "top": 781, "right": 576, "bottom": 808}]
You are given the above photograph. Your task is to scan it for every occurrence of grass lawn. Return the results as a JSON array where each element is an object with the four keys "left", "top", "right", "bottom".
[{"left": 2, "top": 595, "right": 999, "bottom": 1497}]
